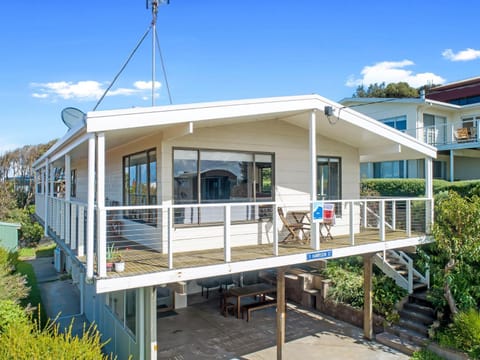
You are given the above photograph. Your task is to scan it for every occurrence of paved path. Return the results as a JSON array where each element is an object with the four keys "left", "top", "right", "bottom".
[{"left": 28, "top": 256, "right": 89, "bottom": 336}]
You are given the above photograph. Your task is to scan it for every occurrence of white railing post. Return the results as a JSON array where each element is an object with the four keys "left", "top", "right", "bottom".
[
  {"left": 406, "top": 200, "right": 411, "bottom": 237},
  {"left": 224, "top": 205, "right": 231, "bottom": 262},
  {"left": 379, "top": 200, "right": 385, "bottom": 241},
  {"left": 60, "top": 200, "right": 65, "bottom": 241},
  {"left": 273, "top": 203, "right": 279, "bottom": 256},
  {"left": 407, "top": 257, "right": 413, "bottom": 294},
  {"left": 77, "top": 205, "right": 85, "bottom": 256},
  {"left": 349, "top": 201, "right": 355, "bottom": 245},
  {"left": 168, "top": 207, "right": 173, "bottom": 269},
  {"left": 71, "top": 204, "right": 77, "bottom": 250},
  {"left": 391, "top": 200, "right": 396, "bottom": 231},
  {"left": 362, "top": 200, "right": 367, "bottom": 229}
]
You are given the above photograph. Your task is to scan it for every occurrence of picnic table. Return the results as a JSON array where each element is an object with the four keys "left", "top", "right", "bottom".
[{"left": 228, "top": 283, "right": 276, "bottom": 319}]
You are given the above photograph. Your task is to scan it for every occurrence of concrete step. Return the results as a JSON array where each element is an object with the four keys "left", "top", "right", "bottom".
[
  {"left": 399, "top": 308, "right": 435, "bottom": 326},
  {"left": 376, "top": 332, "right": 422, "bottom": 356},
  {"left": 398, "top": 318, "right": 429, "bottom": 337},
  {"left": 403, "top": 302, "right": 435, "bottom": 318},
  {"left": 409, "top": 290, "right": 432, "bottom": 308},
  {"left": 385, "top": 324, "right": 429, "bottom": 347}
]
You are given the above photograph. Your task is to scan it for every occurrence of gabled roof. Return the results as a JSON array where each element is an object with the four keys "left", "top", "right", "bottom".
[{"left": 35, "top": 94, "right": 436, "bottom": 166}]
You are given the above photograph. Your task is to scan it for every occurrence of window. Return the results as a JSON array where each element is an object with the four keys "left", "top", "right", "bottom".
[
  {"left": 173, "top": 148, "right": 274, "bottom": 224},
  {"left": 107, "top": 289, "right": 136, "bottom": 337},
  {"left": 123, "top": 149, "right": 157, "bottom": 225},
  {"left": 380, "top": 115, "right": 407, "bottom": 132},
  {"left": 317, "top": 156, "right": 341, "bottom": 215},
  {"left": 317, "top": 156, "right": 341, "bottom": 201},
  {"left": 70, "top": 169, "right": 77, "bottom": 198},
  {"left": 373, "top": 161, "right": 405, "bottom": 178},
  {"left": 433, "top": 160, "right": 446, "bottom": 180}
]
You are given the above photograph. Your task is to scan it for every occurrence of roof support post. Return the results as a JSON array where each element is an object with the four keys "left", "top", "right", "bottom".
[
  {"left": 449, "top": 150, "right": 454, "bottom": 182},
  {"left": 65, "top": 154, "right": 71, "bottom": 246},
  {"left": 97, "top": 133, "right": 107, "bottom": 278},
  {"left": 363, "top": 254, "right": 374, "bottom": 340},
  {"left": 309, "top": 110, "right": 319, "bottom": 250},
  {"left": 86, "top": 134, "right": 96, "bottom": 280},
  {"left": 44, "top": 159, "right": 49, "bottom": 237},
  {"left": 276, "top": 266, "right": 286, "bottom": 360}
]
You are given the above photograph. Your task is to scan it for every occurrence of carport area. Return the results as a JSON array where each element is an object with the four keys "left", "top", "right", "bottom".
[{"left": 156, "top": 292, "right": 408, "bottom": 360}]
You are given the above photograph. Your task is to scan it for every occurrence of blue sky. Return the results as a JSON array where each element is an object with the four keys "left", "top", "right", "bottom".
[{"left": 1, "top": 0, "right": 479, "bottom": 152}]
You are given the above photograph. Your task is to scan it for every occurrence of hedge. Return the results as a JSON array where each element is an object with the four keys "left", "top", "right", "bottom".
[{"left": 361, "top": 178, "right": 480, "bottom": 197}]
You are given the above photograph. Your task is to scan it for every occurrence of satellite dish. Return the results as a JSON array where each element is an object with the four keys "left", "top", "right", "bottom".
[{"left": 61, "top": 107, "right": 86, "bottom": 129}]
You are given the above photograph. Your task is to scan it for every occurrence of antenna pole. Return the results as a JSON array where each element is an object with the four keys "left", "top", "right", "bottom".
[{"left": 151, "top": 0, "right": 158, "bottom": 106}]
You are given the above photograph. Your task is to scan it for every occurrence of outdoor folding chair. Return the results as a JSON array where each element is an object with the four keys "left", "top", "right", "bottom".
[
  {"left": 320, "top": 203, "right": 335, "bottom": 240},
  {"left": 277, "top": 207, "right": 310, "bottom": 243}
]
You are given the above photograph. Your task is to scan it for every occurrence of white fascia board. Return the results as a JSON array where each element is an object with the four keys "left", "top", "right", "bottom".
[
  {"left": 33, "top": 123, "right": 86, "bottom": 169},
  {"left": 95, "top": 236, "right": 433, "bottom": 293},
  {"left": 85, "top": 95, "right": 331, "bottom": 133}
]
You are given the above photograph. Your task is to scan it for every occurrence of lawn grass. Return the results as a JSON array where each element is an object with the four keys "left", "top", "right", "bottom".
[
  {"left": 16, "top": 242, "right": 56, "bottom": 326},
  {"left": 19, "top": 242, "right": 56, "bottom": 259}
]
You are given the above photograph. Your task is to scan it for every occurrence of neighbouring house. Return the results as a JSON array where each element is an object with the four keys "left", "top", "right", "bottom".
[
  {"left": 341, "top": 76, "right": 480, "bottom": 181},
  {"left": 33, "top": 94, "right": 436, "bottom": 359},
  {"left": 0, "top": 221, "right": 20, "bottom": 251}
]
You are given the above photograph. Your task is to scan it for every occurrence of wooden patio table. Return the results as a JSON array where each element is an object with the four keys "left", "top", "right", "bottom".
[{"left": 228, "top": 283, "right": 277, "bottom": 319}]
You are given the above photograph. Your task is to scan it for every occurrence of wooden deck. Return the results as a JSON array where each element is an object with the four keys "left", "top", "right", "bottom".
[{"left": 100, "top": 229, "right": 422, "bottom": 279}]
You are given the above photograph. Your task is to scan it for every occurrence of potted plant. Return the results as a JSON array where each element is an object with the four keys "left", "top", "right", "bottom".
[
  {"left": 114, "top": 253, "right": 125, "bottom": 273},
  {"left": 106, "top": 243, "right": 118, "bottom": 272}
]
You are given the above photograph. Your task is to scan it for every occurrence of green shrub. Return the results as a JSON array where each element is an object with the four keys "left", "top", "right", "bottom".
[
  {"left": 323, "top": 264, "right": 364, "bottom": 308},
  {"left": 20, "top": 221, "right": 44, "bottom": 244},
  {"left": 437, "top": 308, "right": 480, "bottom": 358},
  {"left": 0, "top": 300, "right": 29, "bottom": 332},
  {"left": 0, "top": 317, "right": 112, "bottom": 359},
  {"left": 0, "top": 248, "right": 30, "bottom": 304},
  {"left": 322, "top": 258, "right": 407, "bottom": 318},
  {"left": 361, "top": 178, "right": 480, "bottom": 198},
  {"left": 360, "top": 178, "right": 445, "bottom": 197},
  {"left": 373, "top": 275, "right": 407, "bottom": 319},
  {"left": 411, "top": 349, "right": 444, "bottom": 360}
]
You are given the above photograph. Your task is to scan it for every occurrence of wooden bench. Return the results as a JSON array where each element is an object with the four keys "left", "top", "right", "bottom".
[{"left": 241, "top": 300, "right": 276, "bottom": 321}]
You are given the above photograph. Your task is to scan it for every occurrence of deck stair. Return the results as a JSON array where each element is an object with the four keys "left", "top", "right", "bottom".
[
  {"left": 376, "top": 289, "right": 436, "bottom": 355},
  {"left": 373, "top": 250, "right": 429, "bottom": 294}
]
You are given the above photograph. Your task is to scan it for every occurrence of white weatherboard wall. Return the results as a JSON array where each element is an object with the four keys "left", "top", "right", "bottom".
[{"left": 161, "top": 119, "right": 359, "bottom": 253}]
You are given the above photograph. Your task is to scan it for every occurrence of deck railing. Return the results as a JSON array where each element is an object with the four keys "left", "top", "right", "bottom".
[
  {"left": 45, "top": 197, "right": 433, "bottom": 277},
  {"left": 405, "top": 118, "right": 479, "bottom": 147}
]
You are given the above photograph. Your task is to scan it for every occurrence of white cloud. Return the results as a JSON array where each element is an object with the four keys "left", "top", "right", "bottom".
[
  {"left": 31, "top": 80, "right": 162, "bottom": 101},
  {"left": 134, "top": 80, "right": 161, "bottom": 90},
  {"left": 346, "top": 60, "right": 445, "bottom": 88},
  {"left": 442, "top": 48, "right": 480, "bottom": 62}
]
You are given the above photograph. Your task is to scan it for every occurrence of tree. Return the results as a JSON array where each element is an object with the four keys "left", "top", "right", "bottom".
[
  {"left": 432, "top": 191, "right": 480, "bottom": 315},
  {"left": 0, "top": 139, "right": 56, "bottom": 209},
  {"left": 353, "top": 82, "right": 419, "bottom": 98}
]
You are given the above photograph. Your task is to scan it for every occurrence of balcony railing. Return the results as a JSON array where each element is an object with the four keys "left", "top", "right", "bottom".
[
  {"left": 45, "top": 197, "right": 432, "bottom": 278},
  {"left": 405, "top": 119, "right": 479, "bottom": 147}
]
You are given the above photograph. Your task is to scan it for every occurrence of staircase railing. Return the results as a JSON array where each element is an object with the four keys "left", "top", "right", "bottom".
[{"left": 373, "top": 250, "right": 429, "bottom": 294}]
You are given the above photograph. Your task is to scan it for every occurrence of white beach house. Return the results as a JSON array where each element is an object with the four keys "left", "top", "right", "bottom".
[{"left": 34, "top": 94, "right": 436, "bottom": 358}]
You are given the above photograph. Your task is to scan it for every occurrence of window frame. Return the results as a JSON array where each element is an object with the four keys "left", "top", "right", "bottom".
[
  {"left": 122, "top": 148, "right": 157, "bottom": 226},
  {"left": 172, "top": 147, "right": 275, "bottom": 226},
  {"left": 317, "top": 156, "right": 342, "bottom": 216},
  {"left": 106, "top": 289, "right": 137, "bottom": 340},
  {"left": 379, "top": 115, "right": 407, "bottom": 132}
]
